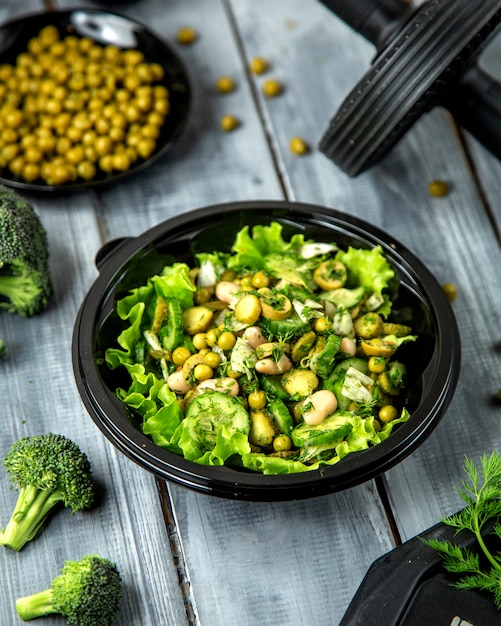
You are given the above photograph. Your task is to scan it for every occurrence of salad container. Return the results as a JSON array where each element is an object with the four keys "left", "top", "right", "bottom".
[{"left": 72, "top": 201, "right": 460, "bottom": 500}]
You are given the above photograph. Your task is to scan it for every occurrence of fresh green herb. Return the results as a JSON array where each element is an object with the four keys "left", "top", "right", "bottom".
[
  {"left": 271, "top": 344, "right": 287, "bottom": 363},
  {"left": 106, "top": 222, "right": 415, "bottom": 474},
  {"left": 274, "top": 328, "right": 297, "bottom": 345},
  {"left": 422, "top": 451, "right": 501, "bottom": 608}
]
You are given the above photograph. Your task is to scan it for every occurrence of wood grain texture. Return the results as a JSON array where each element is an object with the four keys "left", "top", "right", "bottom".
[
  {"left": 462, "top": 33, "right": 501, "bottom": 230},
  {"left": 168, "top": 481, "right": 394, "bottom": 626},
  {"left": 0, "top": 194, "right": 190, "bottom": 626},
  {"left": 229, "top": 0, "right": 501, "bottom": 540},
  {"left": 57, "top": 0, "right": 285, "bottom": 240},
  {"left": 0, "top": 0, "right": 43, "bottom": 22},
  {"left": 0, "top": 5, "right": 188, "bottom": 625}
]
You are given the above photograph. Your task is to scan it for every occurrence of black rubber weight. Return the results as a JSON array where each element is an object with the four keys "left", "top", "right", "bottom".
[{"left": 320, "top": 0, "right": 501, "bottom": 176}]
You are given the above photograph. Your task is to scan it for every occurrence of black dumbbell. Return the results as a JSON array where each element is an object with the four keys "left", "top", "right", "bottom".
[{"left": 318, "top": 0, "right": 501, "bottom": 176}]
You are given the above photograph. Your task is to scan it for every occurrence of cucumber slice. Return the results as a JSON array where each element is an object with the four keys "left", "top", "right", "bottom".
[
  {"left": 267, "top": 398, "right": 294, "bottom": 435},
  {"left": 180, "top": 391, "right": 250, "bottom": 459},
  {"left": 159, "top": 297, "right": 185, "bottom": 352},
  {"left": 320, "top": 286, "right": 365, "bottom": 310},
  {"left": 260, "top": 310, "right": 310, "bottom": 340},
  {"left": 260, "top": 374, "right": 290, "bottom": 400},
  {"left": 323, "top": 357, "right": 369, "bottom": 410},
  {"left": 291, "top": 412, "right": 353, "bottom": 462},
  {"left": 330, "top": 356, "right": 369, "bottom": 380}
]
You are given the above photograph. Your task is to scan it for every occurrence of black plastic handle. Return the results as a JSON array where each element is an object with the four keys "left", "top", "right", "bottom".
[
  {"left": 317, "top": 0, "right": 413, "bottom": 46},
  {"left": 443, "top": 64, "right": 501, "bottom": 161},
  {"left": 95, "top": 237, "right": 129, "bottom": 271}
]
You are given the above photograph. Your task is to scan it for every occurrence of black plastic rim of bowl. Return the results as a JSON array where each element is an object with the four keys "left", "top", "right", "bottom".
[
  {"left": 72, "top": 200, "right": 461, "bottom": 501},
  {"left": 0, "top": 9, "right": 191, "bottom": 193}
]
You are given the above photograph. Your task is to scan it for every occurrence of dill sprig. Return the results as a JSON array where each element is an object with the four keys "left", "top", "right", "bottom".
[{"left": 422, "top": 451, "right": 501, "bottom": 608}]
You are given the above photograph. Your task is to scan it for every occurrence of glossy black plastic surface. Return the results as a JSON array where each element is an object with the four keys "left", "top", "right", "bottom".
[
  {"left": 318, "top": 0, "right": 412, "bottom": 47},
  {"left": 319, "top": 0, "right": 501, "bottom": 176},
  {"left": 0, "top": 9, "right": 191, "bottom": 192},
  {"left": 72, "top": 201, "right": 461, "bottom": 500},
  {"left": 340, "top": 517, "right": 500, "bottom": 625}
]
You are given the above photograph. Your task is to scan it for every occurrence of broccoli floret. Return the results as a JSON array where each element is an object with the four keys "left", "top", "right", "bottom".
[
  {"left": 15, "top": 554, "right": 122, "bottom": 625},
  {"left": 0, "top": 185, "right": 52, "bottom": 317},
  {"left": 0, "top": 433, "right": 95, "bottom": 551}
]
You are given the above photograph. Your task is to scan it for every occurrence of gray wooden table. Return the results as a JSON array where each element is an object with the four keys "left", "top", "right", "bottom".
[{"left": 1, "top": 1, "right": 501, "bottom": 624}]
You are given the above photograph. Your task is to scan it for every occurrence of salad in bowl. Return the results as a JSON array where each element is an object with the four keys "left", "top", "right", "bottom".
[
  {"left": 105, "top": 221, "right": 417, "bottom": 474},
  {"left": 73, "top": 201, "right": 459, "bottom": 499}
]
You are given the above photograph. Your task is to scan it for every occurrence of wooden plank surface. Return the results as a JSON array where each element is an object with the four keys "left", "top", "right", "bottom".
[
  {"left": 228, "top": 0, "right": 501, "bottom": 538},
  {"left": 0, "top": 0, "right": 43, "bottom": 21},
  {"left": 0, "top": 2, "right": 190, "bottom": 625},
  {"left": 1, "top": 1, "right": 501, "bottom": 625}
]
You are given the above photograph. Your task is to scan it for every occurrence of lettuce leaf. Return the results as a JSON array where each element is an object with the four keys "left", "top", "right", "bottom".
[
  {"left": 116, "top": 366, "right": 184, "bottom": 453},
  {"left": 152, "top": 263, "right": 196, "bottom": 310},
  {"left": 242, "top": 408, "right": 411, "bottom": 474},
  {"left": 173, "top": 424, "right": 251, "bottom": 466},
  {"left": 337, "top": 245, "right": 394, "bottom": 294},
  {"left": 106, "top": 301, "right": 147, "bottom": 368},
  {"left": 264, "top": 253, "right": 317, "bottom": 290},
  {"left": 106, "top": 263, "right": 195, "bottom": 370},
  {"left": 336, "top": 245, "right": 394, "bottom": 316},
  {"left": 228, "top": 222, "right": 307, "bottom": 271},
  {"left": 241, "top": 453, "right": 310, "bottom": 475}
]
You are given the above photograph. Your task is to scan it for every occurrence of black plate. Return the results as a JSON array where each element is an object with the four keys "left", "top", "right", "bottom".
[
  {"left": 72, "top": 201, "right": 461, "bottom": 501},
  {"left": 340, "top": 516, "right": 500, "bottom": 625},
  {"left": 0, "top": 9, "right": 191, "bottom": 192}
]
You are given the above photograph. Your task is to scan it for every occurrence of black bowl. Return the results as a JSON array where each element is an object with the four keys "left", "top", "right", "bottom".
[
  {"left": 72, "top": 201, "right": 460, "bottom": 501},
  {"left": 0, "top": 9, "right": 191, "bottom": 192}
]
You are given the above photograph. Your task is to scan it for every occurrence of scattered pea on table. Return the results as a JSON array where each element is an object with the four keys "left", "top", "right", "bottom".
[
  {"left": 176, "top": 26, "right": 198, "bottom": 45},
  {"left": 428, "top": 179, "right": 450, "bottom": 197},
  {"left": 216, "top": 76, "right": 235, "bottom": 93},
  {"left": 289, "top": 136, "right": 309, "bottom": 155},
  {"left": 442, "top": 282, "right": 458, "bottom": 302},
  {"left": 249, "top": 56, "right": 269, "bottom": 74},
  {"left": 262, "top": 78, "right": 282, "bottom": 97},
  {"left": 220, "top": 114, "right": 239, "bottom": 131}
]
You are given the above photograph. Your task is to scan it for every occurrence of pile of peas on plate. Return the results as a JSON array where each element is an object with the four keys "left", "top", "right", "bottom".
[{"left": 0, "top": 25, "right": 170, "bottom": 186}]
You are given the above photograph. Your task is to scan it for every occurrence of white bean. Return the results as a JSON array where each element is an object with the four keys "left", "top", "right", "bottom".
[
  {"left": 167, "top": 369, "right": 191, "bottom": 394},
  {"left": 242, "top": 326, "right": 267, "bottom": 349},
  {"left": 255, "top": 341, "right": 289, "bottom": 359},
  {"left": 215, "top": 281, "right": 240, "bottom": 307},
  {"left": 196, "top": 377, "right": 239, "bottom": 397},
  {"left": 255, "top": 354, "right": 292, "bottom": 375},
  {"left": 340, "top": 337, "right": 357, "bottom": 357},
  {"left": 302, "top": 390, "right": 338, "bottom": 425}
]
